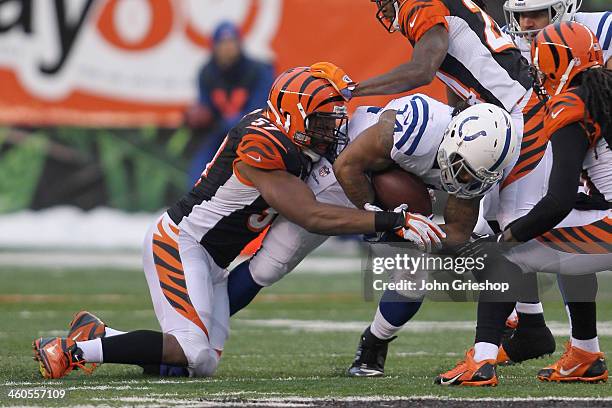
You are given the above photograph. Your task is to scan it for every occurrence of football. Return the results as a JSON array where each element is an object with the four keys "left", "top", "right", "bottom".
[{"left": 371, "top": 167, "right": 433, "bottom": 215}]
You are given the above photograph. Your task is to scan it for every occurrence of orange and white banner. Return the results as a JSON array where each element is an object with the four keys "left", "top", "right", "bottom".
[{"left": 0, "top": 0, "right": 445, "bottom": 127}]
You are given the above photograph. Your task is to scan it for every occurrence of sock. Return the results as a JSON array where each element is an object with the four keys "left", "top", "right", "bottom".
[
  {"left": 377, "top": 289, "right": 423, "bottom": 327},
  {"left": 473, "top": 342, "right": 499, "bottom": 362},
  {"left": 558, "top": 273, "right": 598, "bottom": 303},
  {"left": 515, "top": 302, "right": 546, "bottom": 328},
  {"left": 77, "top": 338, "right": 103, "bottom": 363},
  {"left": 515, "top": 302, "right": 543, "bottom": 314},
  {"left": 370, "top": 307, "right": 402, "bottom": 340},
  {"left": 101, "top": 330, "right": 163, "bottom": 365},
  {"left": 474, "top": 253, "right": 522, "bottom": 345},
  {"left": 105, "top": 327, "right": 127, "bottom": 337},
  {"left": 567, "top": 302, "right": 597, "bottom": 341},
  {"left": 571, "top": 336, "right": 600, "bottom": 353},
  {"left": 228, "top": 260, "right": 263, "bottom": 316}
]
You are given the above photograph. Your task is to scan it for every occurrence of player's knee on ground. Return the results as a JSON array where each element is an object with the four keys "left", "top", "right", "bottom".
[{"left": 172, "top": 331, "right": 220, "bottom": 377}]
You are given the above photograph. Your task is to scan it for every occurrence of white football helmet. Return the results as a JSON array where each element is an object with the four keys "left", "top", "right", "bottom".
[
  {"left": 503, "top": 0, "right": 581, "bottom": 41},
  {"left": 437, "top": 104, "right": 519, "bottom": 199}
]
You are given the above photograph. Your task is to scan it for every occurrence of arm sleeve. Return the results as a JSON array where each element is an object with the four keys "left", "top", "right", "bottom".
[
  {"left": 509, "top": 123, "right": 590, "bottom": 242},
  {"left": 236, "top": 132, "right": 287, "bottom": 171}
]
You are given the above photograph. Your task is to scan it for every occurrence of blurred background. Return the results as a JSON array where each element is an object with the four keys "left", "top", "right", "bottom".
[{"left": 0, "top": 0, "right": 607, "bottom": 256}]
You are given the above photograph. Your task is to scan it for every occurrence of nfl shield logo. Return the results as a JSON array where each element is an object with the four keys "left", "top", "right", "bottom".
[{"left": 319, "top": 165, "right": 331, "bottom": 177}]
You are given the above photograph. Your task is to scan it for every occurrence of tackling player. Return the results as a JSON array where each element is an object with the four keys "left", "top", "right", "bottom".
[
  {"left": 31, "top": 66, "right": 445, "bottom": 379},
  {"left": 495, "top": 0, "right": 611, "bottom": 366},
  {"left": 436, "top": 22, "right": 612, "bottom": 386}
]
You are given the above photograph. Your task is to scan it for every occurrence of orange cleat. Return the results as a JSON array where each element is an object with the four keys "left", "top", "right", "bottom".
[
  {"left": 33, "top": 337, "right": 92, "bottom": 379},
  {"left": 68, "top": 311, "right": 106, "bottom": 342},
  {"left": 538, "top": 342, "right": 608, "bottom": 383},
  {"left": 496, "top": 345, "right": 511, "bottom": 365},
  {"left": 435, "top": 348, "right": 498, "bottom": 386}
]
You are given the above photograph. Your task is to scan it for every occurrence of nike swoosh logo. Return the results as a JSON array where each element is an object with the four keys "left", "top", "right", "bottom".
[
  {"left": 559, "top": 363, "right": 582, "bottom": 376},
  {"left": 410, "top": 13, "right": 419, "bottom": 28},
  {"left": 353, "top": 367, "right": 382, "bottom": 376},
  {"left": 439, "top": 371, "right": 465, "bottom": 385},
  {"left": 71, "top": 330, "right": 83, "bottom": 342},
  {"left": 551, "top": 108, "right": 565, "bottom": 119},
  {"left": 247, "top": 154, "right": 262, "bottom": 162}
]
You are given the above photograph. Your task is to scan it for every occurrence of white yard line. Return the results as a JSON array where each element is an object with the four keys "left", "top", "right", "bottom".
[{"left": 235, "top": 318, "right": 612, "bottom": 337}]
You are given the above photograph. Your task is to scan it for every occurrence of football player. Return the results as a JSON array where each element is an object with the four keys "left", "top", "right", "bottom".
[
  {"left": 333, "top": 98, "right": 521, "bottom": 377},
  {"left": 503, "top": 0, "right": 612, "bottom": 67},
  {"left": 495, "top": 0, "right": 611, "bottom": 366},
  {"left": 31, "top": 66, "right": 445, "bottom": 379},
  {"left": 437, "top": 22, "right": 612, "bottom": 385}
]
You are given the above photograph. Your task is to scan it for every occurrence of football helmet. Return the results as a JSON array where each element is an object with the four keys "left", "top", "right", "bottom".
[
  {"left": 503, "top": 0, "right": 581, "bottom": 41},
  {"left": 266, "top": 67, "right": 349, "bottom": 161},
  {"left": 531, "top": 22, "right": 603, "bottom": 98},
  {"left": 437, "top": 103, "right": 519, "bottom": 199},
  {"left": 370, "top": 0, "right": 407, "bottom": 33}
]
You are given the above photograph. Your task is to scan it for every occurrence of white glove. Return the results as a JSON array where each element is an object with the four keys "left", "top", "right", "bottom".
[{"left": 393, "top": 205, "right": 446, "bottom": 252}]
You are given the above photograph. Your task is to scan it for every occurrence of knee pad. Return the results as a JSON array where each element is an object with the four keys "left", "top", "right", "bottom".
[{"left": 187, "top": 347, "right": 220, "bottom": 377}]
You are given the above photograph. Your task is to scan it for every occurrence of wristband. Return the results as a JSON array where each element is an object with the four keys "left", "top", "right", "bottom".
[{"left": 374, "top": 211, "right": 404, "bottom": 232}]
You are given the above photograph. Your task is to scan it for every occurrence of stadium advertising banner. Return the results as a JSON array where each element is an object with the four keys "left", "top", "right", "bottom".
[{"left": 0, "top": 0, "right": 445, "bottom": 127}]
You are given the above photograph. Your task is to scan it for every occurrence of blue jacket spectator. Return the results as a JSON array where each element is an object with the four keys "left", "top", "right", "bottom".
[{"left": 185, "top": 21, "right": 274, "bottom": 185}]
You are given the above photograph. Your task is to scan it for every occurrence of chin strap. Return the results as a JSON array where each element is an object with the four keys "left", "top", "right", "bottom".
[{"left": 555, "top": 58, "right": 576, "bottom": 95}]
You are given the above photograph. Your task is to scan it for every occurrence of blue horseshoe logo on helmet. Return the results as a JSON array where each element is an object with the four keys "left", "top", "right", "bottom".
[{"left": 459, "top": 116, "right": 487, "bottom": 141}]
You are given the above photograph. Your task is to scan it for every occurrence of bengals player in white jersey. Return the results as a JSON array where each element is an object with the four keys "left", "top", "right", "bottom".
[
  {"left": 31, "top": 66, "right": 445, "bottom": 379},
  {"left": 437, "top": 22, "right": 612, "bottom": 386},
  {"left": 487, "top": 0, "right": 612, "bottom": 368}
]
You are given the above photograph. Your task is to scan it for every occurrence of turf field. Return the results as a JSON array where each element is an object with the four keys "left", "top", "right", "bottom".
[{"left": 1, "top": 262, "right": 611, "bottom": 407}]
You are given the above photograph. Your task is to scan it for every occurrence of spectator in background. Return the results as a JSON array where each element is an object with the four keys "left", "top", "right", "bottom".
[{"left": 185, "top": 21, "right": 274, "bottom": 184}]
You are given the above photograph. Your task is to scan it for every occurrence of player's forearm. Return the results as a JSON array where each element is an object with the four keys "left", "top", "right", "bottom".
[
  {"left": 299, "top": 204, "right": 378, "bottom": 235},
  {"left": 334, "top": 164, "right": 375, "bottom": 209},
  {"left": 442, "top": 196, "right": 480, "bottom": 246},
  {"left": 353, "top": 62, "right": 434, "bottom": 97}
]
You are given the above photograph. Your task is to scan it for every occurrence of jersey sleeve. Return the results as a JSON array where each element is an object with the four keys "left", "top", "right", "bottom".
[
  {"left": 398, "top": 0, "right": 449, "bottom": 42},
  {"left": 235, "top": 128, "right": 288, "bottom": 171},
  {"left": 544, "top": 91, "right": 601, "bottom": 146}
]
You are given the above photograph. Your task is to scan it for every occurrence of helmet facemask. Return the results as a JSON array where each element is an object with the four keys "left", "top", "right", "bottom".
[
  {"left": 294, "top": 107, "right": 349, "bottom": 162},
  {"left": 371, "top": 0, "right": 401, "bottom": 33},
  {"left": 437, "top": 150, "right": 502, "bottom": 199},
  {"left": 529, "top": 64, "right": 550, "bottom": 102}
]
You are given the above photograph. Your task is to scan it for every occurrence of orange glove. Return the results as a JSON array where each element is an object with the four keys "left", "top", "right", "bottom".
[{"left": 310, "top": 61, "right": 357, "bottom": 101}]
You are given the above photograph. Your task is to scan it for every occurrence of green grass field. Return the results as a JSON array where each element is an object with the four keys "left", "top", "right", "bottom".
[{"left": 0, "top": 263, "right": 611, "bottom": 407}]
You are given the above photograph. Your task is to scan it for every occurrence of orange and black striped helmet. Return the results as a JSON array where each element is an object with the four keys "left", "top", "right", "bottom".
[
  {"left": 266, "top": 67, "right": 349, "bottom": 160},
  {"left": 531, "top": 21, "right": 603, "bottom": 97}
]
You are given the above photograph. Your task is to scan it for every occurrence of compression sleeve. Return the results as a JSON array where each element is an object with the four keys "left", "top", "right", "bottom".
[{"left": 509, "top": 122, "right": 589, "bottom": 242}]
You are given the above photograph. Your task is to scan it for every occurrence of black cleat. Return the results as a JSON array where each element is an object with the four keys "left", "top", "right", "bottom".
[
  {"left": 500, "top": 325, "right": 556, "bottom": 364},
  {"left": 347, "top": 326, "right": 396, "bottom": 377}
]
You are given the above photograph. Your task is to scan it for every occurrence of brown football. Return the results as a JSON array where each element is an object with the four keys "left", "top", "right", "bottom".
[{"left": 371, "top": 167, "right": 432, "bottom": 215}]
